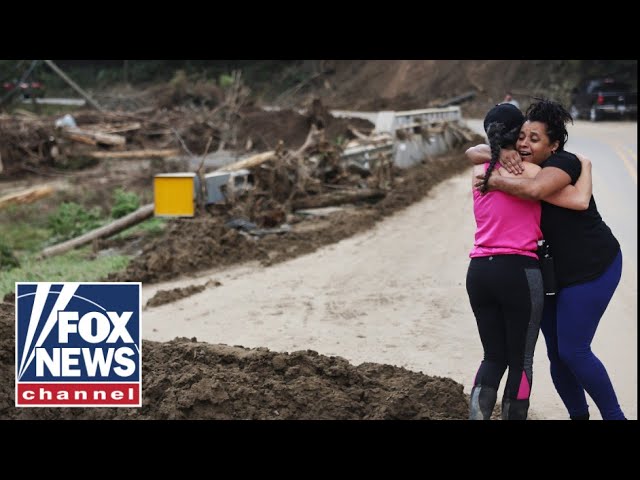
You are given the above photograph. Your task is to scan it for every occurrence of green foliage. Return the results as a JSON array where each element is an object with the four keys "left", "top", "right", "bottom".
[
  {"left": 0, "top": 203, "right": 53, "bottom": 252},
  {"left": 0, "top": 249, "right": 130, "bottom": 299},
  {"left": 130, "top": 217, "right": 166, "bottom": 235},
  {"left": 218, "top": 73, "right": 234, "bottom": 89},
  {"left": 0, "top": 240, "right": 20, "bottom": 271},
  {"left": 111, "top": 217, "right": 167, "bottom": 241},
  {"left": 1, "top": 224, "right": 50, "bottom": 252},
  {"left": 111, "top": 188, "right": 140, "bottom": 219},
  {"left": 47, "top": 202, "right": 103, "bottom": 242}
]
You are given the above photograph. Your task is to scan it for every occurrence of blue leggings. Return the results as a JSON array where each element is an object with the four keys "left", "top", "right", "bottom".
[{"left": 540, "top": 249, "right": 625, "bottom": 420}]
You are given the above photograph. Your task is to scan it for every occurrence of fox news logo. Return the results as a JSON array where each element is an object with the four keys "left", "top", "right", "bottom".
[{"left": 15, "top": 282, "right": 141, "bottom": 407}]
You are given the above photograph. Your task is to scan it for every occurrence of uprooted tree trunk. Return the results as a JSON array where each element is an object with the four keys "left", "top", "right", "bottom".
[
  {"left": 215, "top": 150, "right": 276, "bottom": 172},
  {"left": 40, "top": 203, "right": 154, "bottom": 258}
]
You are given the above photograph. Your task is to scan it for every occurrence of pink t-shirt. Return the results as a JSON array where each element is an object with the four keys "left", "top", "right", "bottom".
[{"left": 470, "top": 163, "right": 542, "bottom": 259}]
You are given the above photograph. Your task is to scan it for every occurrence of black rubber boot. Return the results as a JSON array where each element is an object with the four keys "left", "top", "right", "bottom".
[
  {"left": 501, "top": 398, "right": 529, "bottom": 420},
  {"left": 469, "top": 385, "right": 498, "bottom": 420}
]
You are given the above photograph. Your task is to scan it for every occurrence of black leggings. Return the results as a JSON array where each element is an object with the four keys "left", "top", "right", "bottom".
[{"left": 466, "top": 255, "right": 544, "bottom": 401}]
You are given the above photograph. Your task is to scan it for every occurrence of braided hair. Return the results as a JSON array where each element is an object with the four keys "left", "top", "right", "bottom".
[
  {"left": 481, "top": 121, "right": 521, "bottom": 194},
  {"left": 525, "top": 98, "right": 573, "bottom": 151}
]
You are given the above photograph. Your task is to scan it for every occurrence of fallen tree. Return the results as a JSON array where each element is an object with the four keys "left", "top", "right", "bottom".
[
  {"left": 85, "top": 148, "right": 180, "bottom": 159},
  {"left": 0, "top": 185, "right": 55, "bottom": 210},
  {"left": 40, "top": 203, "right": 154, "bottom": 258}
]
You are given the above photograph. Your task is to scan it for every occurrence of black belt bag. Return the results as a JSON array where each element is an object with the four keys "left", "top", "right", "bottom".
[{"left": 537, "top": 240, "right": 557, "bottom": 296}]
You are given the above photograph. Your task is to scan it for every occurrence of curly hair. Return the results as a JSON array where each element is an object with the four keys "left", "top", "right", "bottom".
[{"left": 525, "top": 99, "right": 573, "bottom": 151}]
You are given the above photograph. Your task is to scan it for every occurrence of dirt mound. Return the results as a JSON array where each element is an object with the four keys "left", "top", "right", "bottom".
[
  {"left": 237, "top": 104, "right": 374, "bottom": 151},
  {"left": 0, "top": 301, "right": 467, "bottom": 420},
  {"left": 145, "top": 280, "right": 221, "bottom": 308},
  {"left": 109, "top": 141, "right": 478, "bottom": 284}
]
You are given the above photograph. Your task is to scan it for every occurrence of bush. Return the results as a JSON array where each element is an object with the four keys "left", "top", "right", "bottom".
[
  {"left": 0, "top": 241, "right": 20, "bottom": 271},
  {"left": 48, "top": 202, "right": 102, "bottom": 241},
  {"left": 111, "top": 188, "right": 140, "bottom": 219},
  {"left": 218, "top": 73, "right": 234, "bottom": 89}
]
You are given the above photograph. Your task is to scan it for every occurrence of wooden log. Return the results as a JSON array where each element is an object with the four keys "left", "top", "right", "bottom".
[
  {"left": 62, "top": 127, "right": 126, "bottom": 146},
  {"left": 66, "top": 133, "right": 97, "bottom": 146},
  {"left": 292, "top": 189, "right": 385, "bottom": 210},
  {"left": 0, "top": 185, "right": 55, "bottom": 210},
  {"left": 85, "top": 149, "right": 180, "bottom": 159},
  {"left": 216, "top": 150, "right": 276, "bottom": 172},
  {"left": 95, "top": 122, "right": 142, "bottom": 134},
  {"left": 40, "top": 203, "right": 154, "bottom": 258}
]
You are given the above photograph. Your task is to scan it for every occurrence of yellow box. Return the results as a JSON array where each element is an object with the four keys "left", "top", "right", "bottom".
[{"left": 153, "top": 173, "right": 197, "bottom": 217}]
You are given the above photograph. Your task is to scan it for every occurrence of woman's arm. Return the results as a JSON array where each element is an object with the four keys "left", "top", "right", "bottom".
[
  {"left": 541, "top": 154, "right": 592, "bottom": 210},
  {"left": 475, "top": 165, "right": 573, "bottom": 199},
  {"left": 465, "top": 144, "right": 524, "bottom": 174},
  {"left": 465, "top": 144, "right": 491, "bottom": 164}
]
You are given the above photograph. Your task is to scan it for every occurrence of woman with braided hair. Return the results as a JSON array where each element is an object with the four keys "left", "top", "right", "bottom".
[
  {"left": 466, "top": 102, "right": 592, "bottom": 420},
  {"left": 468, "top": 98, "right": 626, "bottom": 420}
]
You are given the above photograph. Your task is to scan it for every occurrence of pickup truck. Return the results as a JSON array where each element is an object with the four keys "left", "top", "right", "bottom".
[{"left": 569, "top": 78, "right": 637, "bottom": 121}]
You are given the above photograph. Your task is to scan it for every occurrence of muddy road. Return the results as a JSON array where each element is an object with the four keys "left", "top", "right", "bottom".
[{"left": 141, "top": 119, "right": 637, "bottom": 420}]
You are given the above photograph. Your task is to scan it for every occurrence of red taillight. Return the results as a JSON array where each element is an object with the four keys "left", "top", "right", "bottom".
[{"left": 597, "top": 94, "right": 605, "bottom": 105}]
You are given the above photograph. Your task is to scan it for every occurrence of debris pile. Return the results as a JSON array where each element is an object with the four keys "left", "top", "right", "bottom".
[
  {"left": 0, "top": 301, "right": 468, "bottom": 420},
  {"left": 0, "top": 98, "right": 374, "bottom": 179}
]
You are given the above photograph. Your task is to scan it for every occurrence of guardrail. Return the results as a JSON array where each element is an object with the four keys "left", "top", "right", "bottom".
[
  {"left": 335, "top": 106, "right": 465, "bottom": 169},
  {"left": 330, "top": 106, "right": 462, "bottom": 133},
  {"left": 341, "top": 137, "right": 394, "bottom": 168},
  {"left": 392, "top": 106, "right": 461, "bottom": 131}
]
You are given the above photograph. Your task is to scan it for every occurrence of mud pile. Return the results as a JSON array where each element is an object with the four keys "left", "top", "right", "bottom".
[{"left": 0, "top": 302, "right": 468, "bottom": 420}]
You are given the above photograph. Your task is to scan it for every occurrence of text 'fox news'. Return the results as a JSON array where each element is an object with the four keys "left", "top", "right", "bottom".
[{"left": 15, "top": 282, "right": 141, "bottom": 407}]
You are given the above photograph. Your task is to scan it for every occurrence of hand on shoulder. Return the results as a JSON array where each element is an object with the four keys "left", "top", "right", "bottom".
[{"left": 498, "top": 149, "right": 524, "bottom": 175}]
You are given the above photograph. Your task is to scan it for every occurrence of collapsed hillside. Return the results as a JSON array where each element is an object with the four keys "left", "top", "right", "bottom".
[{"left": 282, "top": 60, "right": 635, "bottom": 117}]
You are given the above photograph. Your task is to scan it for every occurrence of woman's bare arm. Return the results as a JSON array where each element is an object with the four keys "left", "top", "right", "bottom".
[
  {"left": 475, "top": 166, "right": 572, "bottom": 200},
  {"left": 541, "top": 154, "right": 592, "bottom": 210},
  {"left": 465, "top": 144, "right": 491, "bottom": 164},
  {"left": 465, "top": 144, "right": 524, "bottom": 174}
]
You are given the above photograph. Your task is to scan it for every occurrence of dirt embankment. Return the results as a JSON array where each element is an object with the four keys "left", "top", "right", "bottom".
[
  {"left": 0, "top": 301, "right": 468, "bottom": 420},
  {"left": 286, "top": 60, "right": 592, "bottom": 117}
]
